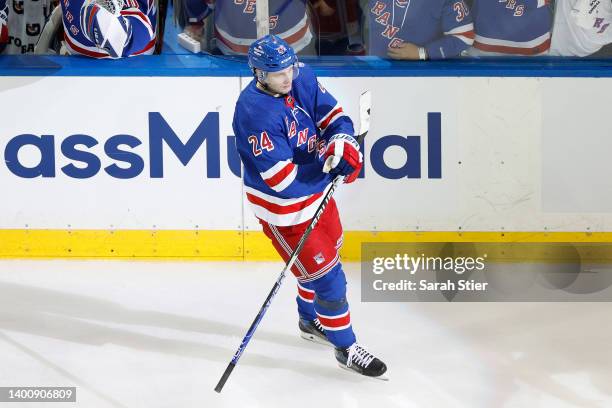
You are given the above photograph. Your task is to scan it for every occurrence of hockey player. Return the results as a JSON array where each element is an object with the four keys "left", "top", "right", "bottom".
[
  {"left": 0, "top": 0, "right": 55, "bottom": 55},
  {"left": 549, "top": 0, "right": 612, "bottom": 57},
  {"left": 469, "top": 0, "right": 552, "bottom": 56},
  {"left": 203, "top": 0, "right": 314, "bottom": 55},
  {"left": 368, "top": 0, "right": 474, "bottom": 60},
  {"left": 232, "top": 34, "right": 387, "bottom": 378},
  {"left": 172, "top": 0, "right": 211, "bottom": 52},
  {"left": 60, "top": 0, "right": 156, "bottom": 58},
  {"left": 311, "top": 0, "right": 365, "bottom": 55}
]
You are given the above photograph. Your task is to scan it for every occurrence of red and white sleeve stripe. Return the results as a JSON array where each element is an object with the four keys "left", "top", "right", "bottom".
[
  {"left": 120, "top": 8, "right": 154, "bottom": 39},
  {"left": 63, "top": 31, "right": 110, "bottom": 58},
  {"left": 317, "top": 103, "right": 345, "bottom": 132},
  {"left": 260, "top": 160, "right": 297, "bottom": 193},
  {"left": 474, "top": 32, "right": 551, "bottom": 55},
  {"left": 445, "top": 23, "right": 475, "bottom": 46},
  {"left": 131, "top": 37, "right": 156, "bottom": 55}
]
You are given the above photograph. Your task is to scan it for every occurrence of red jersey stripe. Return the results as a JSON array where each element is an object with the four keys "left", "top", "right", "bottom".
[
  {"left": 474, "top": 38, "right": 551, "bottom": 55},
  {"left": 319, "top": 107, "right": 343, "bottom": 130},
  {"left": 64, "top": 32, "right": 108, "bottom": 58},
  {"left": 132, "top": 38, "right": 156, "bottom": 55},
  {"left": 264, "top": 163, "right": 296, "bottom": 188},
  {"left": 246, "top": 192, "right": 323, "bottom": 215},
  {"left": 215, "top": 22, "right": 310, "bottom": 54},
  {"left": 454, "top": 30, "right": 475, "bottom": 39}
]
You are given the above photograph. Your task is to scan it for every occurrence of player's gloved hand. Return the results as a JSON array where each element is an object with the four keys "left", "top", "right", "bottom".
[
  {"left": 80, "top": 0, "right": 131, "bottom": 58},
  {"left": 322, "top": 133, "right": 363, "bottom": 183}
]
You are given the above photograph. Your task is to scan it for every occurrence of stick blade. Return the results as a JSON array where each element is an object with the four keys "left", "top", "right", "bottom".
[
  {"left": 359, "top": 90, "right": 372, "bottom": 137},
  {"left": 214, "top": 362, "right": 236, "bottom": 393}
]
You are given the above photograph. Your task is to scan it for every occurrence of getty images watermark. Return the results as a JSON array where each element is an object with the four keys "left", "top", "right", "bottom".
[
  {"left": 361, "top": 242, "right": 612, "bottom": 302},
  {"left": 372, "top": 253, "right": 488, "bottom": 292}
]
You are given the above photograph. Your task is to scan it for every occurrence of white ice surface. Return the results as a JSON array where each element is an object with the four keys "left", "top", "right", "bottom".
[{"left": 0, "top": 260, "right": 610, "bottom": 408}]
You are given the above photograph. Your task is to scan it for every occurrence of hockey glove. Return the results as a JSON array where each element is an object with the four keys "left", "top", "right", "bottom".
[
  {"left": 323, "top": 133, "right": 363, "bottom": 183},
  {"left": 80, "top": 0, "right": 132, "bottom": 58}
]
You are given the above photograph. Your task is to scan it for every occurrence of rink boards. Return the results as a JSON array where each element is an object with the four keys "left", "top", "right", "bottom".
[{"left": 1, "top": 75, "right": 612, "bottom": 259}]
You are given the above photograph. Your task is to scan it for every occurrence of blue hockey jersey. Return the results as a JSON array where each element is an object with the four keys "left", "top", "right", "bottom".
[
  {"left": 183, "top": 0, "right": 212, "bottom": 24},
  {"left": 212, "top": 0, "right": 312, "bottom": 55},
  {"left": 471, "top": 0, "right": 551, "bottom": 55},
  {"left": 233, "top": 64, "right": 354, "bottom": 226},
  {"left": 368, "top": 0, "right": 474, "bottom": 59},
  {"left": 60, "top": 0, "right": 156, "bottom": 58}
]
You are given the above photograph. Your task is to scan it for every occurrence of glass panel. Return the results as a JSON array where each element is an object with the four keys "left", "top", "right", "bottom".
[{"left": 2, "top": 0, "right": 612, "bottom": 59}]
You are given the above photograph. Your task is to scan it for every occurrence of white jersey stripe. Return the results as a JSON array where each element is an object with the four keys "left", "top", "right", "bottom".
[
  {"left": 244, "top": 186, "right": 316, "bottom": 206},
  {"left": 475, "top": 32, "right": 550, "bottom": 49},
  {"left": 444, "top": 23, "right": 474, "bottom": 36},
  {"left": 246, "top": 194, "right": 326, "bottom": 226},
  {"left": 319, "top": 323, "right": 351, "bottom": 331},
  {"left": 121, "top": 9, "right": 154, "bottom": 38},
  {"left": 297, "top": 282, "right": 315, "bottom": 293},
  {"left": 321, "top": 112, "right": 347, "bottom": 134},
  {"left": 260, "top": 160, "right": 293, "bottom": 180},
  {"left": 62, "top": 21, "right": 106, "bottom": 53},
  {"left": 453, "top": 34, "right": 475, "bottom": 46},
  {"left": 316, "top": 103, "right": 341, "bottom": 127},
  {"left": 269, "top": 166, "right": 297, "bottom": 192},
  {"left": 215, "top": 14, "right": 309, "bottom": 46},
  {"left": 316, "top": 310, "right": 349, "bottom": 320}
]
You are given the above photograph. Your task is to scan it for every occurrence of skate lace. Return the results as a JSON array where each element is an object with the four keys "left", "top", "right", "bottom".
[
  {"left": 346, "top": 344, "right": 375, "bottom": 369},
  {"left": 314, "top": 318, "right": 324, "bottom": 332}
]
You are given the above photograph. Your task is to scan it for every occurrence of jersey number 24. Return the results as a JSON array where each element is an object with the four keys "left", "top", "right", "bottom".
[{"left": 249, "top": 131, "right": 275, "bottom": 156}]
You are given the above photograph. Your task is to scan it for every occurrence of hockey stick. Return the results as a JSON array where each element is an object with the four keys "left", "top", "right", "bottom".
[
  {"left": 214, "top": 90, "right": 371, "bottom": 393},
  {"left": 256, "top": 0, "right": 270, "bottom": 38},
  {"left": 256, "top": 0, "right": 308, "bottom": 39},
  {"left": 155, "top": 0, "right": 169, "bottom": 54}
]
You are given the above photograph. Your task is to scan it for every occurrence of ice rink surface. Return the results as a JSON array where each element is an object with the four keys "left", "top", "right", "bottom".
[{"left": 0, "top": 260, "right": 610, "bottom": 408}]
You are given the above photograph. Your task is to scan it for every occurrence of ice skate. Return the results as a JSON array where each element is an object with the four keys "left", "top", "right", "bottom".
[
  {"left": 335, "top": 343, "right": 388, "bottom": 380},
  {"left": 299, "top": 318, "right": 332, "bottom": 346}
]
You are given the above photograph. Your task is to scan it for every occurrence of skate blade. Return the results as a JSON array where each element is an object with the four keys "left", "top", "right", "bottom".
[
  {"left": 338, "top": 363, "right": 389, "bottom": 381},
  {"left": 300, "top": 331, "right": 333, "bottom": 347}
]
